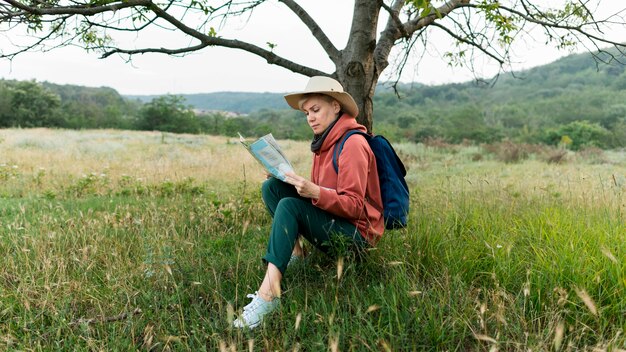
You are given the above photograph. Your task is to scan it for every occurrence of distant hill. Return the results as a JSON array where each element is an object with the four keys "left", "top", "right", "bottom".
[
  {"left": 366, "top": 47, "right": 626, "bottom": 148},
  {"left": 126, "top": 91, "right": 287, "bottom": 114},
  {"left": 41, "top": 81, "right": 139, "bottom": 128},
  {"left": 125, "top": 49, "right": 626, "bottom": 118},
  {"left": 125, "top": 82, "right": 427, "bottom": 113},
  {"left": 372, "top": 48, "right": 626, "bottom": 125},
  {"left": 43, "top": 82, "right": 128, "bottom": 107}
]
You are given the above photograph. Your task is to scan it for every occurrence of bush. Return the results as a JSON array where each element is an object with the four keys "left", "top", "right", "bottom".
[
  {"left": 422, "top": 137, "right": 459, "bottom": 153},
  {"left": 0, "top": 80, "right": 63, "bottom": 127},
  {"left": 136, "top": 95, "right": 199, "bottom": 133},
  {"left": 543, "top": 148, "right": 568, "bottom": 164},
  {"left": 482, "top": 141, "right": 530, "bottom": 163},
  {"left": 542, "top": 120, "right": 610, "bottom": 150},
  {"left": 575, "top": 146, "right": 607, "bottom": 164}
]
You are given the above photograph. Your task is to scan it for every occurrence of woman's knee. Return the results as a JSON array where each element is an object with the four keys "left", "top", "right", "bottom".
[
  {"left": 261, "top": 177, "right": 280, "bottom": 199},
  {"left": 275, "top": 197, "right": 304, "bottom": 215},
  {"left": 261, "top": 178, "right": 286, "bottom": 214}
]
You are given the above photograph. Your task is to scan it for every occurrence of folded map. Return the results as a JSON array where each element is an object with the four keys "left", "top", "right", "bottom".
[{"left": 239, "top": 133, "right": 294, "bottom": 181}]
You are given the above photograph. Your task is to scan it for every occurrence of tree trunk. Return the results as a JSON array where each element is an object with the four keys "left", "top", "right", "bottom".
[
  {"left": 336, "top": 67, "right": 378, "bottom": 133},
  {"left": 334, "top": 0, "right": 381, "bottom": 134}
]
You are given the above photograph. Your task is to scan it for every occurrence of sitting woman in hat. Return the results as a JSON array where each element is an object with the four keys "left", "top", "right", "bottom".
[{"left": 233, "top": 76, "right": 384, "bottom": 329}]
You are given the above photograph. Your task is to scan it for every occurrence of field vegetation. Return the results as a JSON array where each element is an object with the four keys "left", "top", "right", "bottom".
[{"left": 0, "top": 128, "right": 624, "bottom": 351}]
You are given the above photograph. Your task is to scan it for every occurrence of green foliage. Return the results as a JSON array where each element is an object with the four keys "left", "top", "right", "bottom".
[
  {"left": 0, "top": 80, "right": 62, "bottom": 127},
  {"left": 43, "top": 82, "right": 139, "bottom": 129},
  {"left": 478, "top": 0, "right": 518, "bottom": 45},
  {"left": 406, "top": 0, "right": 439, "bottom": 18},
  {"left": 79, "top": 26, "right": 112, "bottom": 51},
  {"left": 542, "top": 120, "right": 611, "bottom": 150},
  {"left": 441, "top": 105, "right": 505, "bottom": 143},
  {"left": 136, "top": 95, "right": 199, "bottom": 133}
]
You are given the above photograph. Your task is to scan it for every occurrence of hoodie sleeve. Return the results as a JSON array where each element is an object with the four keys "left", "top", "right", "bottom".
[{"left": 312, "top": 135, "right": 372, "bottom": 220}]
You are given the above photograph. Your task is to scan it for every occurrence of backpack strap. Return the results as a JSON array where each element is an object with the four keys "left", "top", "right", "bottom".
[{"left": 332, "top": 130, "right": 370, "bottom": 174}]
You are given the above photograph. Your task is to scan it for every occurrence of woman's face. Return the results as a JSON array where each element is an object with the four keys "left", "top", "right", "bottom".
[{"left": 301, "top": 95, "right": 341, "bottom": 135}]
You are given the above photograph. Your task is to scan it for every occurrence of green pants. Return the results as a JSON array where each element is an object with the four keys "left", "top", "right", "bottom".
[{"left": 261, "top": 177, "right": 367, "bottom": 274}]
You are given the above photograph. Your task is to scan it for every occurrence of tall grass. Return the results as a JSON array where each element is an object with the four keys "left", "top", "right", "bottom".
[{"left": 0, "top": 128, "right": 624, "bottom": 351}]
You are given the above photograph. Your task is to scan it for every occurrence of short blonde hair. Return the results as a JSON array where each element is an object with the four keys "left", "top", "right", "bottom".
[{"left": 298, "top": 93, "right": 339, "bottom": 111}]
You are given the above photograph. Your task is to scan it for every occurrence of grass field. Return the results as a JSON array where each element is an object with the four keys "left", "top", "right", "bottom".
[{"left": 1, "top": 128, "right": 624, "bottom": 351}]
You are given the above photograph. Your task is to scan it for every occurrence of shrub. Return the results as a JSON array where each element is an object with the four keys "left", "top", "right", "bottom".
[
  {"left": 136, "top": 95, "right": 200, "bottom": 133},
  {"left": 422, "top": 137, "right": 458, "bottom": 153},
  {"left": 471, "top": 153, "right": 483, "bottom": 162},
  {"left": 542, "top": 121, "right": 611, "bottom": 150},
  {"left": 575, "top": 146, "right": 608, "bottom": 164},
  {"left": 482, "top": 141, "right": 529, "bottom": 163},
  {"left": 543, "top": 148, "right": 568, "bottom": 164}
]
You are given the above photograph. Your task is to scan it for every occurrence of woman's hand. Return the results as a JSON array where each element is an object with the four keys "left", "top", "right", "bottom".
[{"left": 283, "top": 172, "right": 320, "bottom": 199}]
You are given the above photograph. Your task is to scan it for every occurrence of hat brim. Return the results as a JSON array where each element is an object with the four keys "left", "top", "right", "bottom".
[{"left": 284, "top": 91, "right": 359, "bottom": 118}]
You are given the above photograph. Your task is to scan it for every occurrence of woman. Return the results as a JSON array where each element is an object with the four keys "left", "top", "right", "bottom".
[{"left": 233, "top": 76, "right": 384, "bottom": 329}]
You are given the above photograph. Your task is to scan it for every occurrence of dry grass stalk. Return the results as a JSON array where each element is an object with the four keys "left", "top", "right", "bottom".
[
  {"left": 553, "top": 320, "right": 565, "bottom": 351},
  {"left": 295, "top": 313, "right": 302, "bottom": 330},
  {"left": 69, "top": 307, "right": 142, "bottom": 326},
  {"left": 336, "top": 257, "right": 344, "bottom": 281},
  {"left": 575, "top": 288, "right": 598, "bottom": 316},
  {"left": 600, "top": 246, "right": 618, "bottom": 264}
]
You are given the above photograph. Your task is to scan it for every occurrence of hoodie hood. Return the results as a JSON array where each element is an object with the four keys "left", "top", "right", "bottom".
[{"left": 316, "top": 114, "right": 367, "bottom": 153}]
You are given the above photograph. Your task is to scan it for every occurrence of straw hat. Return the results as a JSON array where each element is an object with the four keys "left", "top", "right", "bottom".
[{"left": 284, "top": 76, "right": 359, "bottom": 117}]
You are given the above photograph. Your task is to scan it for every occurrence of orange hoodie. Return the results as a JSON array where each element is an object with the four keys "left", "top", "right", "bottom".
[{"left": 311, "top": 114, "right": 384, "bottom": 246}]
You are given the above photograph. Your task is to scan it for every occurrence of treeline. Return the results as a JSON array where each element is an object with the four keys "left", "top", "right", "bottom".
[
  {"left": 0, "top": 80, "right": 222, "bottom": 134},
  {"left": 0, "top": 79, "right": 313, "bottom": 138},
  {"left": 128, "top": 92, "right": 286, "bottom": 114},
  {"left": 1, "top": 48, "right": 625, "bottom": 150},
  {"left": 0, "top": 80, "right": 139, "bottom": 129},
  {"left": 370, "top": 49, "right": 626, "bottom": 150}
]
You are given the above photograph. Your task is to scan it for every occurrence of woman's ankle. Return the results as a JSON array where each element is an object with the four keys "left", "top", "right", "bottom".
[
  {"left": 258, "top": 290, "right": 276, "bottom": 302},
  {"left": 291, "top": 237, "right": 305, "bottom": 257}
]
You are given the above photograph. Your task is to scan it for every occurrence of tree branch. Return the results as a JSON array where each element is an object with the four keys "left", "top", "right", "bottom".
[
  {"left": 1, "top": 0, "right": 328, "bottom": 77},
  {"left": 84, "top": 13, "right": 161, "bottom": 32},
  {"left": 464, "top": 3, "right": 626, "bottom": 49},
  {"left": 374, "top": 0, "right": 409, "bottom": 74},
  {"left": 100, "top": 42, "right": 210, "bottom": 58},
  {"left": 403, "top": 0, "right": 469, "bottom": 36},
  {"left": 375, "top": 0, "right": 469, "bottom": 73},
  {"left": 389, "top": 27, "right": 426, "bottom": 95},
  {"left": 277, "top": 0, "right": 340, "bottom": 62},
  {"left": 0, "top": 17, "right": 70, "bottom": 59},
  {"left": 429, "top": 21, "right": 504, "bottom": 64},
  {"left": 380, "top": 0, "right": 409, "bottom": 39},
  {"left": 2, "top": 0, "right": 151, "bottom": 16},
  {"left": 100, "top": 35, "right": 327, "bottom": 77},
  {"left": 145, "top": 2, "right": 327, "bottom": 77}
]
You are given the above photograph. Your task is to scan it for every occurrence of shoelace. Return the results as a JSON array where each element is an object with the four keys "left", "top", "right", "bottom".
[
  {"left": 240, "top": 295, "right": 267, "bottom": 323},
  {"left": 243, "top": 293, "right": 262, "bottom": 312}
]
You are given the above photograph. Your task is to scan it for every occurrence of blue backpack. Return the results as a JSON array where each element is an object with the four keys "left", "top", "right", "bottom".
[{"left": 332, "top": 130, "right": 410, "bottom": 229}]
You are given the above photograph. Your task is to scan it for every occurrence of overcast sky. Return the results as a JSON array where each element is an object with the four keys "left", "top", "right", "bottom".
[{"left": 1, "top": 1, "right": 625, "bottom": 95}]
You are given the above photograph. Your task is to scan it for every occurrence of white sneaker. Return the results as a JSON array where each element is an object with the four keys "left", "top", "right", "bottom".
[{"left": 233, "top": 292, "right": 280, "bottom": 329}]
